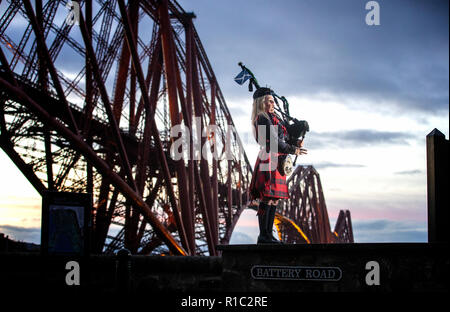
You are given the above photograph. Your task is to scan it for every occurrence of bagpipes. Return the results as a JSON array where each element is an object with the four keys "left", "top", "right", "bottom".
[{"left": 234, "top": 62, "right": 309, "bottom": 176}]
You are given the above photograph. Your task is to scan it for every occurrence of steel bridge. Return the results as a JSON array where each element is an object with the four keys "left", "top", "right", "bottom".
[{"left": 0, "top": 0, "right": 353, "bottom": 256}]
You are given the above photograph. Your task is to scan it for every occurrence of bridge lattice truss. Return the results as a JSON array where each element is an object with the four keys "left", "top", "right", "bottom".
[
  {"left": 0, "top": 0, "right": 353, "bottom": 256},
  {"left": 276, "top": 166, "right": 354, "bottom": 244}
]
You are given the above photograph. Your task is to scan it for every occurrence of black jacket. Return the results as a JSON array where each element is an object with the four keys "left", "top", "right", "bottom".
[{"left": 254, "top": 113, "right": 297, "bottom": 155}]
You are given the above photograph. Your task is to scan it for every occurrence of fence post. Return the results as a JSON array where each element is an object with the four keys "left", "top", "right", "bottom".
[
  {"left": 426, "top": 128, "right": 449, "bottom": 243},
  {"left": 116, "top": 248, "right": 132, "bottom": 293}
]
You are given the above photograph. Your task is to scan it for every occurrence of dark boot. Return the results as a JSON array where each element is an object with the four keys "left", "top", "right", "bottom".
[
  {"left": 268, "top": 205, "right": 283, "bottom": 244},
  {"left": 257, "top": 202, "right": 272, "bottom": 244}
]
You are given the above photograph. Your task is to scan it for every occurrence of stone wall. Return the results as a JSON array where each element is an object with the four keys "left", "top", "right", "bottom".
[
  {"left": 218, "top": 243, "right": 449, "bottom": 292},
  {"left": 0, "top": 243, "right": 448, "bottom": 295}
]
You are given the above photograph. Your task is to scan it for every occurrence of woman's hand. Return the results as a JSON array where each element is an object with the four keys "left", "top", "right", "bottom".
[
  {"left": 294, "top": 139, "right": 307, "bottom": 155},
  {"left": 295, "top": 147, "right": 308, "bottom": 155}
]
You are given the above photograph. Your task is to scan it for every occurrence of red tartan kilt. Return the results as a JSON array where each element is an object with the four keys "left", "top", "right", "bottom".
[{"left": 249, "top": 151, "right": 289, "bottom": 200}]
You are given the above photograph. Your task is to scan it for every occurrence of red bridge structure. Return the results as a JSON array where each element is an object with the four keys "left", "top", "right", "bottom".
[{"left": 0, "top": 0, "right": 353, "bottom": 256}]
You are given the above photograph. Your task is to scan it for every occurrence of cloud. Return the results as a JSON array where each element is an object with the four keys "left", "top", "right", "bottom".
[
  {"left": 178, "top": 0, "right": 448, "bottom": 117},
  {"left": 351, "top": 219, "right": 427, "bottom": 242},
  {"left": 0, "top": 225, "right": 41, "bottom": 244},
  {"left": 307, "top": 129, "right": 415, "bottom": 149},
  {"left": 336, "top": 129, "right": 414, "bottom": 145},
  {"left": 229, "top": 231, "right": 254, "bottom": 245},
  {"left": 228, "top": 106, "right": 247, "bottom": 117},
  {"left": 312, "top": 162, "right": 366, "bottom": 170},
  {"left": 394, "top": 169, "right": 423, "bottom": 175},
  {"left": 4, "top": 0, "right": 447, "bottom": 119}
]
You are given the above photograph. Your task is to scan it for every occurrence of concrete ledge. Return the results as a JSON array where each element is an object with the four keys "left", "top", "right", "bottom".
[
  {"left": 217, "top": 243, "right": 449, "bottom": 292},
  {"left": 0, "top": 253, "right": 223, "bottom": 294},
  {"left": 0, "top": 243, "right": 448, "bottom": 294}
]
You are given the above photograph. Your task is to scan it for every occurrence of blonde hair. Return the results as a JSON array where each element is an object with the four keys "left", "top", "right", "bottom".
[{"left": 251, "top": 95, "right": 270, "bottom": 140}]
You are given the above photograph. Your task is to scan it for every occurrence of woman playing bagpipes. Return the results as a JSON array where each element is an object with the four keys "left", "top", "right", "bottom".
[{"left": 249, "top": 87, "right": 307, "bottom": 244}]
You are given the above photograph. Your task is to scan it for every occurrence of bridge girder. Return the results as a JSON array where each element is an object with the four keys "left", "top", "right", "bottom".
[
  {"left": 0, "top": 0, "right": 353, "bottom": 255},
  {"left": 0, "top": 0, "right": 251, "bottom": 256}
]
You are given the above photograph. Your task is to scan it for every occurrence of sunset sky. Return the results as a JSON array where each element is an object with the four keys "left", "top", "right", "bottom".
[{"left": 1, "top": 0, "right": 448, "bottom": 245}]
